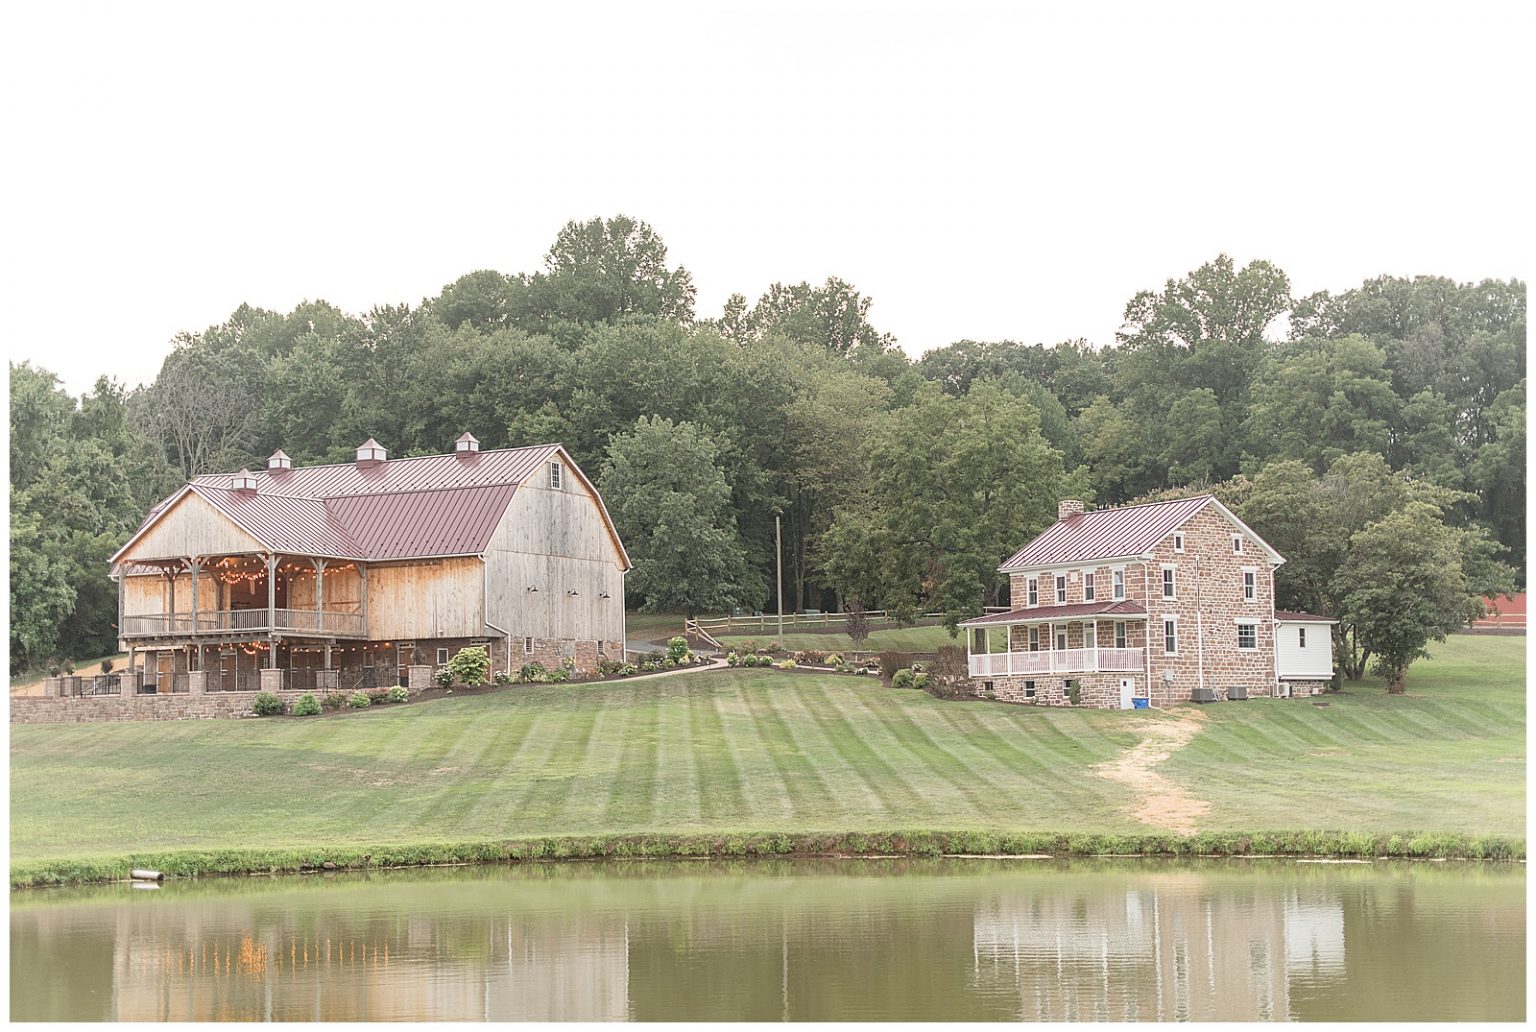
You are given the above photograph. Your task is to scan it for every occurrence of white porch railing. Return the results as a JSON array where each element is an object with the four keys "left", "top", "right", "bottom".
[
  {"left": 121, "top": 608, "right": 365, "bottom": 639},
  {"left": 968, "top": 647, "right": 1143, "bottom": 677}
]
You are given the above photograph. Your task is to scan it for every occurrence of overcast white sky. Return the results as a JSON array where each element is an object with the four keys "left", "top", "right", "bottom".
[{"left": 3, "top": 0, "right": 1530, "bottom": 396}]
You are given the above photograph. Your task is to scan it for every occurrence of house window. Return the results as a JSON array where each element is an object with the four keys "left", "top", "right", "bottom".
[
  {"left": 1023, "top": 680, "right": 1036, "bottom": 699},
  {"left": 1055, "top": 630, "right": 1067, "bottom": 651},
  {"left": 1084, "top": 572, "right": 1095, "bottom": 601},
  {"left": 436, "top": 647, "right": 448, "bottom": 665},
  {"left": 1163, "top": 618, "right": 1178, "bottom": 654},
  {"left": 1232, "top": 534, "right": 1243, "bottom": 554},
  {"left": 1237, "top": 622, "right": 1257, "bottom": 650},
  {"left": 1112, "top": 569, "right": 1125, "bottom": 600},
  {"left": 1027, "top": 578, "right": 1038, "bottom": 607},
  {"left": 1028, "top": 627, "right": 1039, "bottom": 652},
  {"left": 1173, "top": 533, "right": 1185, "bottom": 553},
  {"left": 549, "top": 461, "right": 563, "bottom": 490},
  {"left": 1115, "top": 622, "right": 1127, "bottom": 649},
  {"left": 1085, "top": 623, "right": 1097, "bottom": 649},
  {"left": 1055, "top": 575, "right": 1067, "bottom": 604},
  {"left": 1298, "top": 627, "right": 1307, "bottom": 649},
  {"left": 1243, "top": 569, "right": 1256, "bottom": 601},
  {"left": 1161, "top": 566, "right": 1176, "bottom": 599},
  {"left": 523, "top": 636, "right": 534, "bottom": 655}
]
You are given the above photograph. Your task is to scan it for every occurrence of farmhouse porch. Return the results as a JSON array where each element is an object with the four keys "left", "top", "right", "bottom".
[{"left": 960, "top": 601, "right": 1148, "bottom": 678}]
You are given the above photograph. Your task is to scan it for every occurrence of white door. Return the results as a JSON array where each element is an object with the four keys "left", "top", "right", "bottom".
[{"left": 1119, "top": 678, "right": 1134, "bottom": 710}]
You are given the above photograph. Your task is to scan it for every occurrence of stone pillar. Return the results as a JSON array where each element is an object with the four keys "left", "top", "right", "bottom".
[
  {"left": 117, "top": 671, "right": 140, "bottom": 697},
  {"left": 187, "top": 671, "right": 207, "bottom": 695},
  {"left": 42, "top": 677, "right": 61, "bottom": 698},
  {"left": 407, "top": 665, "right": 432, "bottom": 692},
  {"left": 260, "top": 668, "right": 285, "bottom": 693}
]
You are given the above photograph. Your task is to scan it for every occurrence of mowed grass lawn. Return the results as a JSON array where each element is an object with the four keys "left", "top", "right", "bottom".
[{"left": 9, "top": 636, "right": 1523, "bottom": 863}]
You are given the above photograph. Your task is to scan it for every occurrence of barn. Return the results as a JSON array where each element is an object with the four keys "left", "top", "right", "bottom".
[{"left": 109, "top": 436, "right": 630, "bottom": 692}]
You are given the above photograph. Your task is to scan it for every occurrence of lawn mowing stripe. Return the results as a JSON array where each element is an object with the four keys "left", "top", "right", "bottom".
[
  {"left": 791, "top": 685, "right": 935, "bottom": 820},
  {"left": 736, "top": 679, "right": 840, "bottom": 823},
  {"left": 514, "top": 702, "right": 603, "bottom": 829},
  {"left": 687, "top": 685, "right": 748, "bottom": 823},
  {"left": 551, "top": 694, "right": 635, "bottom": 830},
  {"left": 834, "top": 689, "right": 988, "bottom": 816},
  {"left": 770, "top": 685, "right": 894, "bottom": 819},
  {"left": 925, "top": 704, "right": 1075, "bottom": 793},
  {"left": 453, "top": 707, "right": 545, "bottom": 828},
  {"left": 651, "top": 682, "right": 703, "bottom": 827},
  {"left": 384, "top": 705, "right": 537, "bottom": 834},
  {"left": 472, "top": 710, "right": 571, "bottom": 831},
  {"left": 710, "top": 682, "right": 796, "bottom": 826},
  {"left": 600, "top": 685, "right": 663, "bottom": 831}
]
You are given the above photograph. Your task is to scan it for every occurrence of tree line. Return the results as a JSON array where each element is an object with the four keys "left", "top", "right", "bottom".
[{"left": 9, "top": 216, "right": 1525, "bottom": 688}]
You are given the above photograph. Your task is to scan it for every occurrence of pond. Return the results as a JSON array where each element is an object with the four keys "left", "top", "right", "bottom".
[{"left": 9, "top": 858, "right": 1524, "bottom": 1022}]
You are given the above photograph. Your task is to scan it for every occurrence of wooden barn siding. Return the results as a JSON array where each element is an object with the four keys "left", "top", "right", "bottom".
[
  {"left": 484, "top": 478, "right": 626, "bottom": 643},
  {"left": 287, "top": 566, "right": 363, "bottom": 613},
  {"left": 118, "top": 492, "right": 264, "bottom": 563},
  {"left": 365, "top": 558, "right": 484, "bottom": 639},
  {"left": 124, "top": 572, "right": 219, "bottom": 614}
]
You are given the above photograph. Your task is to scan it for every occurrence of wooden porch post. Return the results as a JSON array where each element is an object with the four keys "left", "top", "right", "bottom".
[
  {"left": 266, "top": 553, "right": 278, "bottom": 669},
  {"left": 116, "top": 569, "right": 124, "bottom": 642},
  {"left": 360, "top": 564, "right": 369, "bottom": 634},
  {"left": 165, "top": 568, "right": 176, "bottom": 632},
  {"left": 312, "top": 557, "right": 327, "bottom": 635}
]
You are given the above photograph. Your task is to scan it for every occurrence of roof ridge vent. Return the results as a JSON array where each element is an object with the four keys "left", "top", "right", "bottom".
[
  {"left": 455, "top": 431, "right": 480, "bottom": 454},
  {"left": 356, "top": 438, "right": 387, "bottom": 466},
  {"left": 268, "top": 449, "right": 292, "bottom": 471},
  {"left": 232, "top": 468, "right": 259, "bottom": 492}
]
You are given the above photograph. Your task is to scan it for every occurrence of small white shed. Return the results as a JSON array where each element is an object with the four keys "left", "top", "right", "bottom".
[{"left": 1274, "top": 611, "right": 1337, "bottom": 683}]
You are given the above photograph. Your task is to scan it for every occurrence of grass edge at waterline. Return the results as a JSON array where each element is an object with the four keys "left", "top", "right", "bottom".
[{"left": 11, "top": 829, "right": 1524, "bottom": 888}]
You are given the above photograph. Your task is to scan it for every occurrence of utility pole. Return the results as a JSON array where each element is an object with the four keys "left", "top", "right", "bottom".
[{"left": 775, "top": 514, "right": 784, "bottom": 643}]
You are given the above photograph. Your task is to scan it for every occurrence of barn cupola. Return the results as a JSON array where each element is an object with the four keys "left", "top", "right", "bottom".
[
  {"left": 267, "top": 449, "right": 292, "bottom": 471},
  {"left": 356, "top": 437, "right": 387, "bottom": 465},
  {"left": 231, "top": 468, "right": 259, "bottom": 492},
  {"left": 454, "top": 431, "right": 480, "bottom": 454}
]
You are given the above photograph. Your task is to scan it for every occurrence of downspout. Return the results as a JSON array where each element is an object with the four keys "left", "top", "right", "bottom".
[
  {"left": 482, "top": 556, "right": 511, "bottom": 677},
  {"left": 1195, "top": 553, "right": 1206, "bottom": 697},
  {"left": 1142, "top": 563, "right": 1153, "bottom": 700}
]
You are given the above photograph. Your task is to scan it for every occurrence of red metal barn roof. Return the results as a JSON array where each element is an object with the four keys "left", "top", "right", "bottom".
[
  {"left": 1001, "top": 496, "right": 1214, "bottom": 570},
  {"left": 327, "top": 484, "right": 516, "bottom": 560},
  {"left": 191, "top": 443, "right": 559, "bottom": 498},
  {"left": 192, "top": 486, "right": 367, "bottom": 559}
]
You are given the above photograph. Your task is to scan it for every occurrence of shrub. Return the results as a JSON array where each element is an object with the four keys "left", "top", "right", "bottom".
[
  {"left": 320, "top": 691, "right": 347, "bottom": 710},
  {"left": 775, "top": 658, "right": 797, "bottom": 670},
  {"left": 639, "top": 660, "right": 658, "bottom": 673},
  {"left": 1067, "top": 681, "right": 1082, "bottom": 706},
  {"left": 800, "top": 649, "right": 826, "bottom": 665},
  {"left": 617, "top": 662, "right": 638, "bottom": 677},
  {"left": 913, "top": 672, "right": 930, "bottom": 691},
  {"left": 100, "top": 658, "right": 114, "bottom": 674},
  {"left": 663, "top": 656, "right": 678, "bottom": 670},
  {"left": 493, "top": 670, "right": 513, "bottom": 685},
  {"left": 561, "top": 656, "right": 576, "bottom": 672},
  {"left": 667, "top": 636, "right": 689, "bottom": 663},
  {"left": 825, "top": 652, "right": 843, "bottom": 666},
  {"left": 433, "top": 667, "right": 454, "bottom": 688},
  {"left": 519, "top": 662, "right": 547, "bottom": 683},
  {"left": 547, "top": 668, "right": 571, "bottom": 683},
  {"left": 835, "top": 662, "right": 855, "bottom": 673},
  {"left": 292, "top": 693, "right": 321, "bottom": 716},
  {"left": 61, "top": 660, "right": 75, "bottom": 675},
  {"left": 348, "top": 691, "right": 371, "bottom": 708},
  {"left": 878, "top": 652, "right": 911, "bottom": 686},
  {"left": 725, "top": 651, "right": 739, "bottom": 667},
  {"left": 447, "top": 645, "right": 491, "bottom": 686},
  {"left": 46, "top": 664, "right": 60, "bottom": 678},
  {"left": 251, "top": 691, "right": 285, "bottom": 716},
  {"left": 927, "top": 646, "right": 970, "bottom": 699},
  {"left": 386, "top": 685, "right": 408, "bottom": 703},
  {"left": 891, "top": 668, "right": 916, "bottom": 690}
]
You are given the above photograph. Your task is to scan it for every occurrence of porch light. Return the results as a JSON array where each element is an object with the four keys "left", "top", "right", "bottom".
[
  {"left": 526, "top": 585, "right": 540, "bottom": 593},
  {"left": 567, "top": 589, "right": 580, "bottom": 596}
]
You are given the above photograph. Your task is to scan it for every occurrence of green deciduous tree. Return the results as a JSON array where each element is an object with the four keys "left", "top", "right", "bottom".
[
  {"left": 1245, "top": 335, "right": 1401, "bottom": 471},
  {"left": 599, "top": 417, "right": 762, "bottom": 616}
]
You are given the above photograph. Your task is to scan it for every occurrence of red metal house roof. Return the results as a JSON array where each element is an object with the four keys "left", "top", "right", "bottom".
[
  {"left": 1274, "top": 610, "right": 1338, "bottom": 624},
  {"left": 1001, "top": 496, "right": 1214, "bottom": 570},
  {"left": 961, "top": 601, "right": 1148, "bottom": 626}
]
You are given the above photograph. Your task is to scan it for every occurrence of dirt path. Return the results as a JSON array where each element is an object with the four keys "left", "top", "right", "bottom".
[{"left": 1091, "top": 707, "right": 1210, "bottom": 835}]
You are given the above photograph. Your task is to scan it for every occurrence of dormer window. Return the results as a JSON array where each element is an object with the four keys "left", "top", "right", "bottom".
[
  {"left": 455, "top": 432, "right": 480, "bottom": 453},
  {"left": 549, "top": 461, "right": 563, "bottom": 490},
  {"left": 231, "top": 469, "right": 258, "bottom": 491},
  {"left": 356, "top": 438, "right": 387, "bottom": 464}
]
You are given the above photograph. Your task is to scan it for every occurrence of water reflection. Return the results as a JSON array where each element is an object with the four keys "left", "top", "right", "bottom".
[{"left": 9, "top": 858, "right": 1524, "bottom": 1022}]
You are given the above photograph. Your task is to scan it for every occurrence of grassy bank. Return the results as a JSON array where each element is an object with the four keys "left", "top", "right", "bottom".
[
  {"left": 716, "top": 624, "right": 960, "bottom": 653},
  {"left": 12, "top": 829, "right": 1523, "bottom": 888},
  {"left": 10, "top": 635, "right": 1523, "bottom": 886}
]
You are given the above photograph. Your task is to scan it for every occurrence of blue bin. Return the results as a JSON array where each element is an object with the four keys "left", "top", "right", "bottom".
[{"left": 1131, "top": 698, "right": 1150, "bottom": 709}]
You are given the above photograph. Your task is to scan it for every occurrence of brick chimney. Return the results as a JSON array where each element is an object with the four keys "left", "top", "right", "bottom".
[{"left": 1058, "top": 499, "right": 1085, "bottom": 521}]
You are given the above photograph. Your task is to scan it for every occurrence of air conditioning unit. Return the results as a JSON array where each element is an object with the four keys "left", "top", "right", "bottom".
[
  {"left": 1227, "top": 685, "right": 1249, "bottom": 701},
  {"left": 1191, "top": 687, "right": 1218, "bottom": 704}
]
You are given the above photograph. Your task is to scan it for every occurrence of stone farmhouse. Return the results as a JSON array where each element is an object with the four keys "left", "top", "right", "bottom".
[
  {"left": 109, "top": 436, "right": 629, "bottom": 694},
  {"left": 960, "top": 496, "right": 1336, "bottom": 709}
]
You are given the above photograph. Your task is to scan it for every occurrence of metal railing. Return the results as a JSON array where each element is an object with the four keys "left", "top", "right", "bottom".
[
  {"left": 967, "top": 647, "right": 1144, "bottom": 678},
  {"left": 121, "top": 608, "right": 366, "bottom": 638}
]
